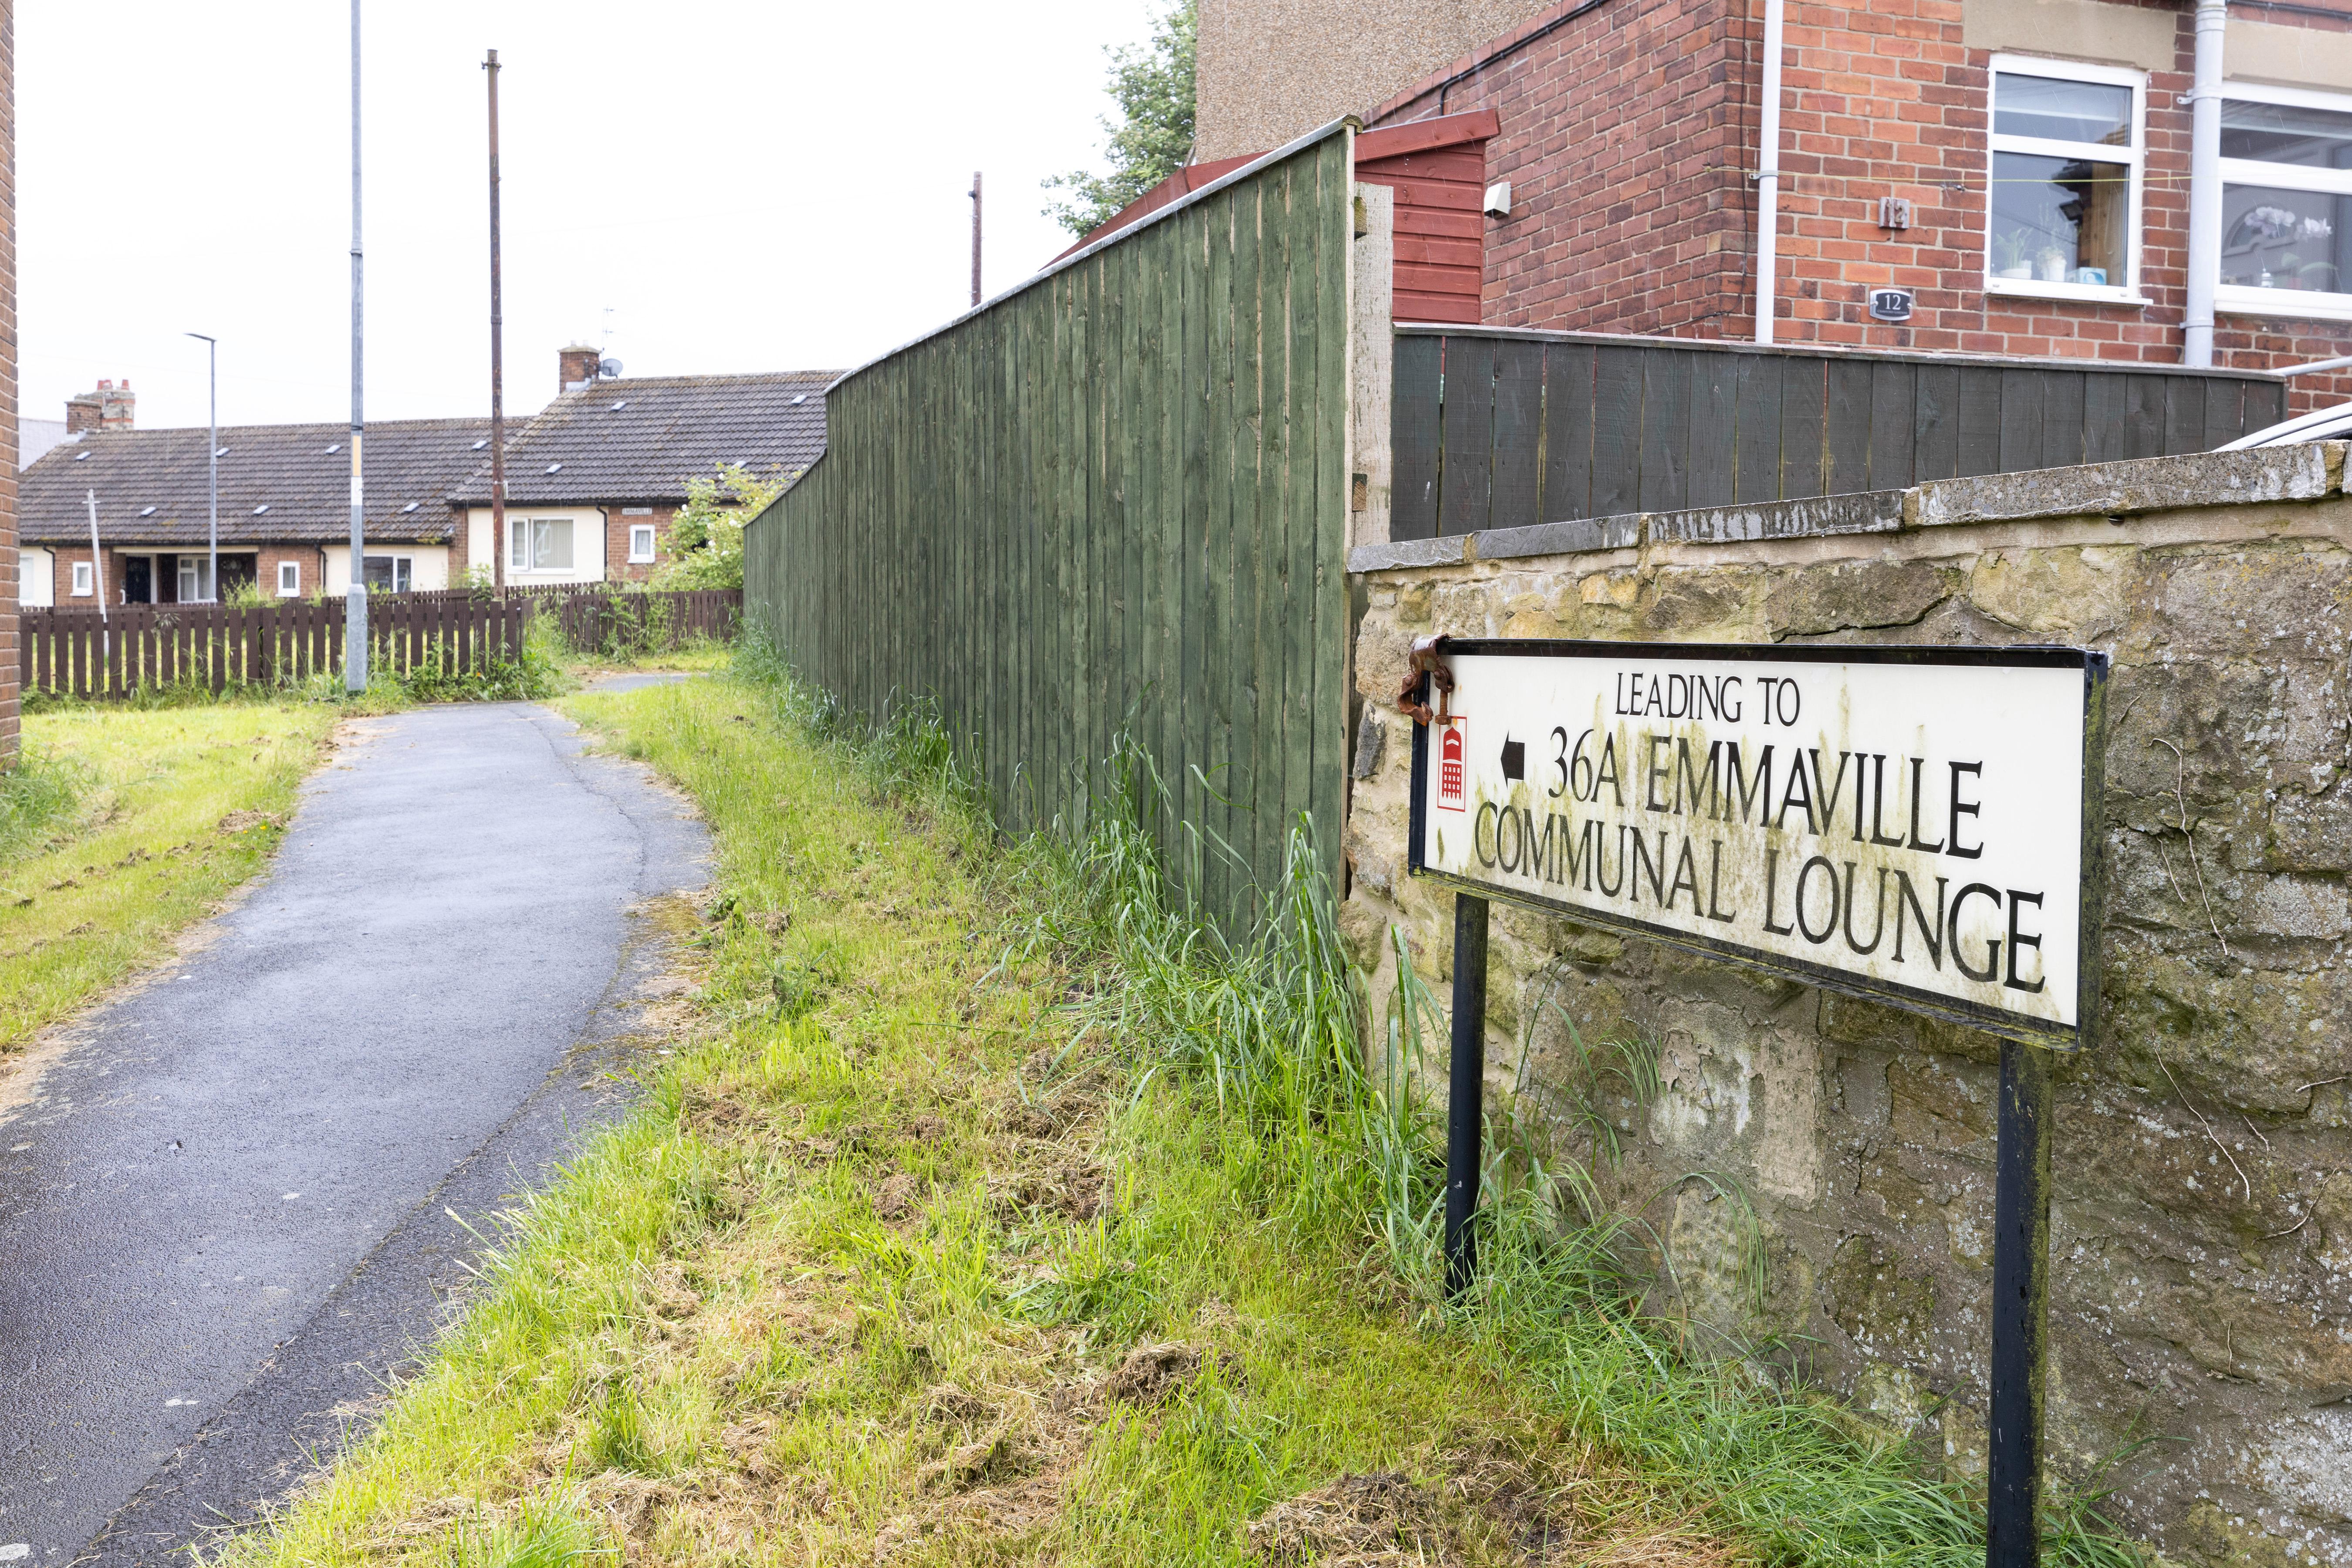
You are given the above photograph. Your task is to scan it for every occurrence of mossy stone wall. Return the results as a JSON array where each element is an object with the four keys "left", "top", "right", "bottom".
[{"left": 1342, "top": 449, "right": 2352, "bottom": 1565}]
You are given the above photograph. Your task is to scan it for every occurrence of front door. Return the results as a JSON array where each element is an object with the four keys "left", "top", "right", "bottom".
[{"left": 122, "top": 555, "right": 152, "bottom": 605}]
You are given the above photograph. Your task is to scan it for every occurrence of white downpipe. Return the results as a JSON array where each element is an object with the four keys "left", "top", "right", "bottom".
[
  {"left": 1754, "top": 0, "right": 1786, "bottom": 345},
  {"left": 2183, "top": 0, "right": 2226, "bottom": 367}
]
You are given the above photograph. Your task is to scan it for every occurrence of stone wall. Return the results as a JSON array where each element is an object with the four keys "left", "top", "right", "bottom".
[{"left": 1341, "top": 444, "right": 2352, "bottom": 1565}]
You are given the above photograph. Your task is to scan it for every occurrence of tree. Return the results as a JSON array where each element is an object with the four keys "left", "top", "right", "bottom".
[
  {"left": 649, "top": 463, "right": 793, "bottom": 591},
  {"left": 1042, "top": 0, "right": 1196, "bottom": 238}
]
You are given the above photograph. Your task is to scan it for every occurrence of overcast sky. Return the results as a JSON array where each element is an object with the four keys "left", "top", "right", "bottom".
[{"left": 19, "top": 1, "right": 1159, "bottom": 433}]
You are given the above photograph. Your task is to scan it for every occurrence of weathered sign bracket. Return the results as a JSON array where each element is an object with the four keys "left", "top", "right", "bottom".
[{"left": 1401, "top": 635, "right": 2108, "bottom": 1568}]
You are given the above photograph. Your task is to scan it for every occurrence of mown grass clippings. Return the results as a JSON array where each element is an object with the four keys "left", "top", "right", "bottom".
[
  {"left": 0, "top": 703, "right": 335, "bottom": 1059},
  {"left": 202, "top": 652, "right": 2146, "bottom": 1568}
]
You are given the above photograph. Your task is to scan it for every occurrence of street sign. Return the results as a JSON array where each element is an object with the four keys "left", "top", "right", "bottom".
[
  {"left": 1399, "top": 634, "right": 2109, "bottom": 1568},
  {"left": 1407, "top": 639, "right": 2107, "bottom": 1051}
]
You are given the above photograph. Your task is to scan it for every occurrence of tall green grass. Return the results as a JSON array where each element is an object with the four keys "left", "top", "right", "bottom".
[
  {"left": 0, "top": 744, "right": 88, "bottom": 864},
  {"left": 733, "top": 633, "right": 2142, "bottom": 1568}
]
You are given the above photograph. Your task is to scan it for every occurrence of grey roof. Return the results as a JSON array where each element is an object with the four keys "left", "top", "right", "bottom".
[
  {"left": 447, "top": 371, "right": 832, "bottom": 505},
  {"left": 20, "top": 418, "right": 489, "bottom": 546}
]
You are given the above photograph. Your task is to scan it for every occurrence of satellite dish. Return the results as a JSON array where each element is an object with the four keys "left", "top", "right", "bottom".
[{"left": 598, "top": 357, "right": 623, "bottom": 378}]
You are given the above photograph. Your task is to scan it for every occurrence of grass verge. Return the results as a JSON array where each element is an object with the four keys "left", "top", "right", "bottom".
[
  {"left": 206, "top": 659, "right": 2140, "bottom": 1568},
  {"left": 0, "top": 703, "right": 335, "bottom": 1058}
]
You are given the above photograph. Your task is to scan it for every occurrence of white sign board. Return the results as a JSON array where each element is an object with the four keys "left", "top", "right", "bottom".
[{"left": 1409, "top": 641, "right": 2107, "bottom": 1048}]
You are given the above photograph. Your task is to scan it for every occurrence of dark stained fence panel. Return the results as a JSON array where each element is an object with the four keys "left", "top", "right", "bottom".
[
  {"left": 1396, "top": 328, "right": 2290, "bottom": 528},
  {"left": 746, "top": 132, "right": 1352, "bottom": 933},
  {"left": 1490, "top": 341, "right": 1545, "bottom": 532},
  {"left": 1391, "top": 333, "right": 1443, "bottom": 541},
  {"left": 1541, "top": 341, "right": 1595, "bottom": 524}
]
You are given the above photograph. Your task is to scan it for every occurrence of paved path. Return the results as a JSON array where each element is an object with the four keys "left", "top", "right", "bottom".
[{"left": 0, "top": 696, "right": 707, "bottom": 1565}]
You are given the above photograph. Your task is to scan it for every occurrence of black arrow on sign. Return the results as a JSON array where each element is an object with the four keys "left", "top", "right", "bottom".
[{"left": 1500, "top": 736, "right": 1525, "bottom": 781}]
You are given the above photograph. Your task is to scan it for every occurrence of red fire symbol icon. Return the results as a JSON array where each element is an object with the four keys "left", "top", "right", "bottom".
[{"left": 1438, "top": 719, "right": 1466, "bottom": 811}]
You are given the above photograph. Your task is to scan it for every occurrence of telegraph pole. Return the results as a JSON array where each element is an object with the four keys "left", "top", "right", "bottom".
[
  {"left": 969, "top": 172, "right": 982, "bottom": 307},
  {"left": 345, "top": 0, "right": 368, "bottom": 691},
  {"left": 485, "top": 48, "right": 507, "bottom": 588},
  {"left": 185, "top": 333, "right": 217, "bottom": 600}
]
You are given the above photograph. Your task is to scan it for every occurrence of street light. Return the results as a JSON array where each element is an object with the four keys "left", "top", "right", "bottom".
[{"left": 184, "top": 333, "right": 217, "bottom": 602}]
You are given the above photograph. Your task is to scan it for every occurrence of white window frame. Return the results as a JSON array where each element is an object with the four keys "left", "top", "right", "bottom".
[
  {"left": 176, "top": 556, "right": 214, "bottom": 603},
  {"left": 277, "top": 560, "right": 301, "bottom": 596},
  {"left": 628, "top": 523, "right": 657, "bottom": 564},
  {"left": 508, "top": 517, "right": 575, "bottom": 573},
  {"left": 362, "top": 553, "right": 415, "bottom": 594},
  {"left": 2214, "top": 80, "right": 2352, "bottom": 324},
  {"left": 71, "top": 560, "right": 94, "bottom": 597},
  {"left": 1984, "top": 54, "right": 2148, "bottom": 306}
]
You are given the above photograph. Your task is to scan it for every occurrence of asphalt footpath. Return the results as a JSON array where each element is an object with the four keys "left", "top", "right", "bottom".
[{"left": 0, "top": 685, "right": 708, "bottom": 1565}]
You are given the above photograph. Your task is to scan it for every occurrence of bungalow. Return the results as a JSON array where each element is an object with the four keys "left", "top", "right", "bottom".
[
  {"left": 18, "top": 415, "right": 488, "bottom": 607},
  {"left": 16, "top": 349, "right": 834, "bottom": 604},
  {"left": 444, "top": 351, "right": 833, "bottom": 586}
]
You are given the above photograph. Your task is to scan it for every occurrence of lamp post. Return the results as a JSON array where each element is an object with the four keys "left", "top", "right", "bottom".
[
  {"left": 345, "top": 0, "right": 367, "bottom": 691},
  {"left": 184, "top": 333, "right": 217, "bottom": 601}
]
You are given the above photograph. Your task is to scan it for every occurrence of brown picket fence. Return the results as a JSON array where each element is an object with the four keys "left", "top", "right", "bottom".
[
  {"left": 551, "top": 589, "right": 740, "bottom": 652},
  {"left": 20, "top": 596, "right": 534, "bottom": 700}
]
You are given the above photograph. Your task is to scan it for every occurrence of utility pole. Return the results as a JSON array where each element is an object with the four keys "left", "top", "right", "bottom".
[
  {"left": 969, "top": 171, "right": 982, "bottom": 307},
  {"left": 185, "top": 333, "right": 217, "bottom": 601},
  {"left": 345, "top": 0, "right": 368, "bottom": 692},
  {"left": 485, "top": 47, "right": 506, "bottom": 588}
]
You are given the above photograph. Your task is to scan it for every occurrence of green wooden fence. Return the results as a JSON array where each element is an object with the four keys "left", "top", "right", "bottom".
[{"left": 746, "top": 125, "right": 1355, "bottom": 929}]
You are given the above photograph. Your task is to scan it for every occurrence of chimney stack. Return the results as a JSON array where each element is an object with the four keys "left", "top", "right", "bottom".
[
  {"left": 559, "top": 344, "right": 602, "bottom": 392},
  {"left": 65, "top": 378, "right": 135, "bottom": 434}
]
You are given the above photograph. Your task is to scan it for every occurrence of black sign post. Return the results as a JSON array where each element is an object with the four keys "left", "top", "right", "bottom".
[
  {"left": 1987, "top": 1038, "right": 2053, "bottom": 1568},
  {"left": 1402, "top": 637, "right": 2107, "bottom": 1568},
  {"left": 1443, "top": 891, "right": 1488, "bottom": 1297}
]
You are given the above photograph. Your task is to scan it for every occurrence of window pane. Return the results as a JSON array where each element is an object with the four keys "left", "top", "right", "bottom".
[
  {"left": 2221, "top": 183, "right": 2351, "bottom": 294},
  {"left": 362, "top": 554, "right": 396, "bottom": 590},
  {"left": 1990, "top": 151, "right": 2130, "bottom": 283},
  {"left": 1995, "top": 73, "right": 2132, "bottom": 146},
  {"left": 535, "top": 519, "right": 574, "bottom": 570},
  {"left": 2221, "top": 99, "right": 2352, "bottom": 171}
]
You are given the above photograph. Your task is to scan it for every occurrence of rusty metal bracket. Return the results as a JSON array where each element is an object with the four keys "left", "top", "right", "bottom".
[{"left": 1397, "top": 633, "right": 1454, "bottom": 726}]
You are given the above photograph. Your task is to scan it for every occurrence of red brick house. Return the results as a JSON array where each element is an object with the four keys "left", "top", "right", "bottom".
[{"left": 1185, "top": 0, "right": 2352, "bottom": 412}]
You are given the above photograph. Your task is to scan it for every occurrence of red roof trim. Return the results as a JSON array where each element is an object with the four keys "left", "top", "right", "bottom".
[
  {"left": 1355, "top": 109, "right": 1500, "bottom": 163},
  {"left": 1050, "top": 152, "right": 1258, "bottom": 263}
]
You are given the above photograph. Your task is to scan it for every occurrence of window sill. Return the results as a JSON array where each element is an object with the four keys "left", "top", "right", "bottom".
[
  {"left": 1986, "top": 278, "right": 2149, "bottom": 308},
  {"left": 2216, "top": 288, "right": 2352, "bottom": 325}
]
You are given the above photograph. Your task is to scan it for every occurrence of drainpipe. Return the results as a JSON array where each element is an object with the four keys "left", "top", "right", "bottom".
[
  {"left": 1754, "top": 0, "right": 1786, "bottom": 345},
  {"left": 2183, "top": 0, "right": 2226, "bottom": 367}
]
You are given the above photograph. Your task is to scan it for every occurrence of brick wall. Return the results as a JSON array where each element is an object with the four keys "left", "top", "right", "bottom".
[
  {"left": 1375, "top": 0, "right": 1755, "bottom": 341},
  {"left": 256, "top": 545, "right": 327, "bottom": 598},
  {"left": 0, "top": 0, "right": 17, "bottom": 768},
  {"left": 604, "top": 506, "right": 676, "bottom": 584},
  {"left": 1364, "top": 0, "right": 2352, "bottom": 413}
]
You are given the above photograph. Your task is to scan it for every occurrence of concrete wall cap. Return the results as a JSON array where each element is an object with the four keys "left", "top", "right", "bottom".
[
  {"left": 1646, "top": 490, "right": 1907, "bottom": 546},
  {"left": 1348, "top": 534, "right": 1470, "bottom": 574},
  {"left": 1912, "top": 444, "right": 2346, "bottom": 530},
  {"left": 1471, "top": 513, "right": 1642, "bottom": 561}
]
